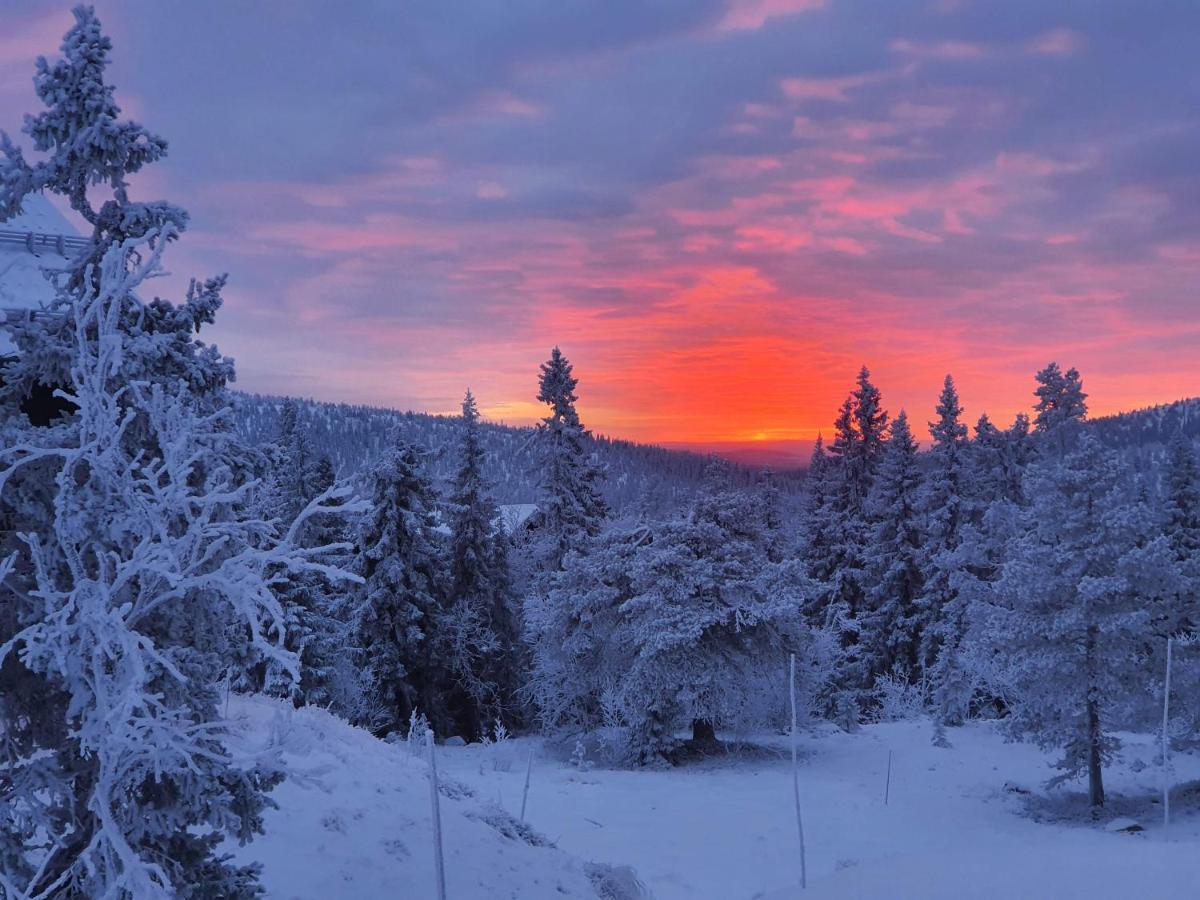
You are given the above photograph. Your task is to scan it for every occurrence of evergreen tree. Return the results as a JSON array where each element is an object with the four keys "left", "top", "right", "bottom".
[
  {"left": 529, "top": 347, "right": 608, "bottom": 570},
  {"left": 918, "top": 376, "right": 968, "bottom": 678},
  {"left": 444, "top": 390, "right": 522, "bottom": 733},
  {"left": 352, "top": 439, "right": 454, "bottom": 736},
  {"left": 1033, "top": 362, "right": 1088, "bottom": 434},
  {"left": 860, "top": 411, "right": 924, "bottom": 683},
  {"left": 852, "top": 365, "right": 890, "bottom": 485},
  {"left": 529, "top": 471, "right": 825, "bottom": 765},
  {"left": 972, "top": 434, "right": 1150, "bottom": 809},
  {"left": 264, "top": 398, "right": 323, "bottom": 525}
]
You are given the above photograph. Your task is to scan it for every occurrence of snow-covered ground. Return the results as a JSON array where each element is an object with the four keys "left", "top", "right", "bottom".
[
  {"left": 226, "top": 696, "right": 1200, "bottom": 899},
  {"left": 439, "top": 722, "right": 1200, "bottom": 900},
  {"left": 223, "top": 696, "right": 642, "bottom": 899}
]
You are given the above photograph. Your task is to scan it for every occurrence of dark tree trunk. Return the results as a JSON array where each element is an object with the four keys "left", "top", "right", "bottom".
[
  {"left": 691, "top": 718, "right": 717, "bottom": 745},
  {"left": 1087, "top": 698, "right": 1105, "bottom": 809},
  {"left": 1085, "top": 626, "right": 1104, "bottom": 810}
]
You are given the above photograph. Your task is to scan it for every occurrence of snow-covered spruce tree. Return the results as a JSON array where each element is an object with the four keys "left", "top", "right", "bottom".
[
  {"left": 0, "top": 226, "right": 359, "bottom": 897},
  {"left": 623, "top": 465, "right": 820, "bottom": 761},
  {"left": 352, "top": 438, "right": 460, "bottom": 737},
  {"left": 444, "top": 389, "right": 522, "bottom": 734},
  {"left": 527, "top": 347, "right": 608, "bottom": 571},
  {"left": 806, "top": 369, "right": 890, "bottom": 724},
  {"left": 1032, "top": 362, "right": 1088, "bottom": 434},
  {"left": 262, "top": 399, "right": 323, "bottom": 526},
  {"left": 916, "top": 377, "right": 967, "bottom": 700},
  {"left": 1153, "top": 432, "right": 1200, "bottom": 742},
  {"left": 928, "top": 411, "right": 1033, "bottom": 727},
  {"left": 531, "top": 460, "right": 826, "bottom": 764},
  {"left": 970, "top": 432, "right": 1151, "bottom": 809},
  {"left": 525, "top": 524, "right": 645, "bottom": 742},
  {"left": 859, "top": 411, "right": 924, "bottom": 687}
]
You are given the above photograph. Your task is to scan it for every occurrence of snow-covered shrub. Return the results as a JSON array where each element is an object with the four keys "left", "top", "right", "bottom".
[
  {"left": 871, "top": 669, "right": 928, "bottom": 722},
  {"left": 478, "top": 719, "right": 516, "bottom": 772}
]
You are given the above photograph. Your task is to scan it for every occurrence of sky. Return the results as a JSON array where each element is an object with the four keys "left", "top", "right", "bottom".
[{"left": 2, "top": 1, "right": 1198, "bottom": 464}]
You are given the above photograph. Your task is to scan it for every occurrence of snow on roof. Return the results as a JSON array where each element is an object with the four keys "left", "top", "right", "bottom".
[
  {"left": 0, "top": 193, "right": 86, "bottom": 355},
  {"left": 495, "top": 503, "right": 538, "bottom": 535}
]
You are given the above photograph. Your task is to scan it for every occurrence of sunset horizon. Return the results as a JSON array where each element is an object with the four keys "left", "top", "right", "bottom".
[{"left": 3, "top": 1, "right": 1197, "bottom": 457}]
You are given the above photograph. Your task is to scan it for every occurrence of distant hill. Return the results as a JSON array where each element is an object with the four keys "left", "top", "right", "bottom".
[
  {"left": 231, "top": 392, "right": 770, "bottom": 517},
  {"left": 1088, "top": 397, "right": 1200, "bottom": 449}
]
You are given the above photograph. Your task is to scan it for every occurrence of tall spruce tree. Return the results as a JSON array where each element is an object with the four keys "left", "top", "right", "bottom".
[
  {"left": 973, "top": 433, "right": 1150, "bottom": 809},
  {"left": 530, "top": 347, "right": 607, "bottom": 570},
  {"left": 860, "top": 411, "right": 924, "bottom": 683},
  {"left": 1033, "top": 362, "right": 1088, "bottom": 434},
  {"left": 353, "top": 439, "right": 455, "bottom": 736},
  {"left": 445, "top": 390, "right": 522, "bottom": 733},
  {"left": 918, "top": 376, "right": 968, "bottom": 676}
]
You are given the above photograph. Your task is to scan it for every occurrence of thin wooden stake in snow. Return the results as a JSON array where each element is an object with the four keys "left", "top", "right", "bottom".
[
  {"left": 426, "top": 729, "right": 447, "bottom": 900},
  {"left": 789, "top": 653, "right": 808, "bottom": 890},
  {"left": 520, "top": 748, "right": 534, "bottom": 822},
  {"left": 1162, "top": 636, "right": 1173, "bottom": 830},
  {"left": 884, "top": 750, "right": 892, "bottom": 806}
]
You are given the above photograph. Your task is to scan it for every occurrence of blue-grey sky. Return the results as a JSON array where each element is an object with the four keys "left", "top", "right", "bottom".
[{"left": 2, "top": 1, "right": 1198, "bottom": 449}]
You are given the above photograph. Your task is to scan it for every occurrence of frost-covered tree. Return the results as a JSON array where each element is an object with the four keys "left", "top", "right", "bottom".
[
  {"left": 928, "top": 412, "right": 1032, "bottom": 726},
  {"left": 352, "top": 439, "right": 458, "bottom": 736},
  {"left": 529, "top": 466, "right": 831, "bottom": 764},
  {"left": 1163, "top": 431, "right": 1200, "bottom": 597},
  {"left": 860, "top": 411, "right": 924, "bottom": 685},
  {"left": 529, "top": 347, "right": 607, "bottom": 570},
  {"left": 444, "top": 389, "right": 522, "bottom": 733},
  {"left": 917, "top": 376, "right": 968, "bottom": 675},
  {"left": 0, "top": 13, "right": 363, "bottom": 895},
  {"left": 263, "top": 399, "right": 323, "bottom": 526},
  {"left": 250, "top": 400, "right": 352, "bottom": 705},
  {"left": 0, "top": 6, "right": 231, "bottom": 414},
  {"left": 1033, "top": 362, "right": 1088, "bottom": 434},
  {"left": 971, "top": 434, "right": 1151, "bottom": 808},
  {"left": 847, "top": 365, "right": 889, "bottom": 501},
  {"left": 0, "top": 6, "right": 177, "bottom": 248},
  {"left": 0, "top": 225, "right": 358, "bottom": 898}
]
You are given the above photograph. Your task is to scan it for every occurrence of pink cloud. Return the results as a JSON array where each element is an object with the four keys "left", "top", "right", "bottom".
[
  {"left": 890, "top": 38, "right": 989, "bottom": 61},
  {"left": 713, "top": 0, "right": 828, "bottom": 34},
  {"left": 1026, "top": 29, "right": 1085, "bottom": 57}
]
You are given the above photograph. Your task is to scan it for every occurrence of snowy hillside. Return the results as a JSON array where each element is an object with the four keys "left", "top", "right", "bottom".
[
  {"left": 224, "top": 696, "right": 647, "bottom": 900},
  {"left": 230, "top": 392, "right": 754, "bottom": 516}
]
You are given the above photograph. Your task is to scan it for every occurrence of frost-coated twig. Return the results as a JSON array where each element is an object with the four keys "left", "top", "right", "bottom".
[
  {"left": 520, "top": 748, "right": 534, "bottom": 822},
  {"left": 1162, "top": 636, "right": 1172, "bottom": 830},
  {"left": 789, "top": 653, "right": 807, "bottom": 890},
  {"left": 426, "top": 730, "right": 447, "bottom": 900}
]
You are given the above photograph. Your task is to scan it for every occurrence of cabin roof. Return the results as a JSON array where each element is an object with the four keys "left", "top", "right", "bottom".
[{"left": 0, "top": 193, "right": 85, "bottom": 354}]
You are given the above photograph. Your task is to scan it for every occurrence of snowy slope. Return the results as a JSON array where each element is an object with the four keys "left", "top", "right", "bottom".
[
  {"left": 224, "top": 696, "right": 647, "bottom": 899},
  {"left": 435, "top": 721, "right": 1200, "bottom": 900}
]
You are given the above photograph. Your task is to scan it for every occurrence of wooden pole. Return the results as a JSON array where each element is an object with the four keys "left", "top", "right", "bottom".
[
  {"left": 789, "top": 653, "right": 808, "bottom": 890},
  {"left": 884, "top": 750, "right": 892, "bottom": 806},
  {"left": 520, "top": 748, "right": 534, "bottom": 822},
  {"left": 1162, "top": 636, "right": 1173, "bottom": 830},
  {"left": 426, "top": 729, "right": 447, "bottom": 900}
]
